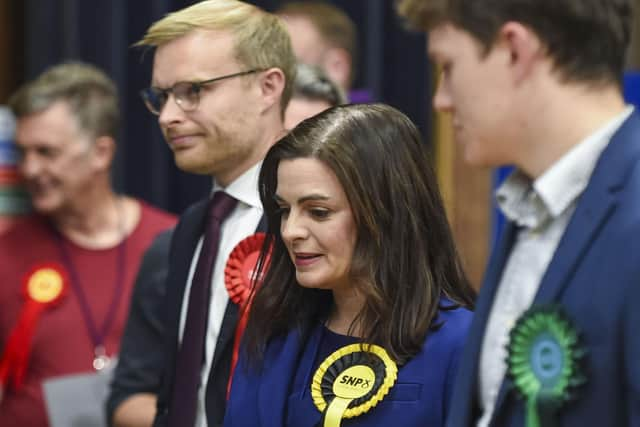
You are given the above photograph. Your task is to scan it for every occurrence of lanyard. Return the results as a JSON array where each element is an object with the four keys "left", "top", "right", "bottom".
[{"left": 52, "top": 224, "right": 127, "bottom": 371}]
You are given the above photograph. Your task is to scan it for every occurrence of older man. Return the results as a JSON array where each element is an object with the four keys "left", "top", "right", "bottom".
[{"left": 0, "top": 62, "right": 175, "bottom": 427}]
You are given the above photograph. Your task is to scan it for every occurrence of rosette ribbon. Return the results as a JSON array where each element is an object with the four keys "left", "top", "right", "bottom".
[
  {"left": 311, "top": 343, "right": 398, "bottom": 427},
  {"left": 506, "top": 305, "right": 587, "bottom": 427},
  {"left": 0, "top": 264, "right": 67, "bottom": 391},
  {"left": 224, "top": 232, "right": 270, "bottom": 397}
]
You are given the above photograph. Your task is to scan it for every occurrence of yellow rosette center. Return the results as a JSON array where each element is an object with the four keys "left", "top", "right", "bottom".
[
  {"left": 27, "top": 269, "right": 64, "bottom": 303},
  {"left": 333, "top": 365, "right": 375, "bottom": 398},
  {"left": 326, "top": 365, "right": 376, "bottom": 427}
]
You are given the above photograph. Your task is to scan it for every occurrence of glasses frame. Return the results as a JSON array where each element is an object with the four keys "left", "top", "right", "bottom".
[{"left": 140, "top": 69, "right": 261, "bottom": 115}]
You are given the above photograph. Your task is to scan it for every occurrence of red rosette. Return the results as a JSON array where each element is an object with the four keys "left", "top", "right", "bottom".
[
  {"left": 224, "top": 232, "right": 267, "bottom": 306},
  {"left": 0, "top": 263, "right": 68, "bottom": 390},
  {"left": 224, "top": 232, "right": 271, "bottom": 398}
]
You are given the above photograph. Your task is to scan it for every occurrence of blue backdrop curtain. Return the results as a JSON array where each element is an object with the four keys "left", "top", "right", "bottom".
[{"left": 20, "top": 0, "right": 430, "bottom": 215}]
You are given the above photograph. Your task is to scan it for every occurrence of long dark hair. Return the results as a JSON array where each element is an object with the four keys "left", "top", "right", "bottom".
[{"left": 244, "top": 103, "right": 474, "bottom": 366}]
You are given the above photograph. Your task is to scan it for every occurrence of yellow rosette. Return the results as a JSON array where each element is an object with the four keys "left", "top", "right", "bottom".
[
  {"left": 26, "top": 267, "right": 65, "bottom": 303},
  {"left": 311, "top": 343, "right": 397, "bottom": 427}
]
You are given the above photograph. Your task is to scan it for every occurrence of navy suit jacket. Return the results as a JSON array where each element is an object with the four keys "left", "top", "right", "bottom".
[
  {"left": 447, "top": 110, "right": 640, "bottom": 427},
  {"left": 153, "top": 199, "right": 266, "bottom": 427},
  {"left": 224, "top": 303, "right": 472, "bottom": 427}
]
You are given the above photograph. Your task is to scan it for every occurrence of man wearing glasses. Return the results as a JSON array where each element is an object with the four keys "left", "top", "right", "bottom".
[{"left": 108, "top": 2, "right": 296, "bottom": 427}]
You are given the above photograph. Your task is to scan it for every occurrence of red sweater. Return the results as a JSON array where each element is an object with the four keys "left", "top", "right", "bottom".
[{"left": 0, "top": 201, "right": 176, "bottom": 427}]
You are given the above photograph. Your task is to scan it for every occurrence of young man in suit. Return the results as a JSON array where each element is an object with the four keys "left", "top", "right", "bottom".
[
  {"left": 110, "top": 2, "right": 296, "bottom": 427},
  {"left": 108, "top": 65, "right": 344, "bottom": 427},
  {"left": 398, "top": 1, "right": 639, "bottom": 426}
]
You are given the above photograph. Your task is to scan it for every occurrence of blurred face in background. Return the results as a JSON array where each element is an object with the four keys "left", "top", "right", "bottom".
[
  {"left": 280, "top": 16, "right": 328, "bottom": 68},
  {"left": 284, "top": 97, "right": 332, "bottom": 129},
  {"left": 16, "top": 101, "right": 100, "bottom": 215},
  {"left": 279, "top": 14, "right": 351, "bottom": 91}
]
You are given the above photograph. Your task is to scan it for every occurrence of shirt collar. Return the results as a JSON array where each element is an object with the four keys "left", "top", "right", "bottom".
[
  {"left": 211, "top": 161, "right": 262, "bottom": 209},
  {"left": 496, "top": 171, "right": 545, "bottom": 229},
  {"left": 497, "top": 105, "right": 634, "bottom": 228}
]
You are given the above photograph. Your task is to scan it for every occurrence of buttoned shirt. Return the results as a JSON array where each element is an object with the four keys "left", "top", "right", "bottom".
[
  {"left": 177, "top": 162, "right": 263, "bottom": 427},
  {"left": 477, "top": 106, "right": 634, "bottom": 427}
]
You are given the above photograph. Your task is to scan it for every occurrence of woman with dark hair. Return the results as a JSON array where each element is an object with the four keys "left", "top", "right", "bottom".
[{"left": 224, "top": 103, "right": 475, "bottom": 427}]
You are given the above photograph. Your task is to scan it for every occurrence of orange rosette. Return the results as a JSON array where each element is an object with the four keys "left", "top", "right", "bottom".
[
  {"left": 0, "top": 263, "right": 67, "bottom": 390},
  {"left": 224, "top": 232, "right": 271, "bottom": 397}
]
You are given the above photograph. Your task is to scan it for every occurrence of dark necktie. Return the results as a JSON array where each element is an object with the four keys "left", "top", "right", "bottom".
[{"left": 168, "top": 191, "right": 238, "bottom": 427}]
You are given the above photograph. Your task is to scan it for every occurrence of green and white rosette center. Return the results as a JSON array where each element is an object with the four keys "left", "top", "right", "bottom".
[{"left": 506, "top": 305, "right": 586, "bottom": 427}]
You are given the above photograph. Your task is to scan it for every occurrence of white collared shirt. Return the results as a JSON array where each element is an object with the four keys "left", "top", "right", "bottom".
[
  {"left": 177, "top": 162, "right": 264, "bottom": 427},
  {"left": 477, "top": 106, "right": 634, "bottom": 427}
]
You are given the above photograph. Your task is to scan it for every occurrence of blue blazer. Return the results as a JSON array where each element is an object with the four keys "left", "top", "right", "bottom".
[
  {"left": 224, "top": 304, "right": 472, "bottom": 427},
  {"left": 447, "top": 110, "right": 640, "bottom": 427}
]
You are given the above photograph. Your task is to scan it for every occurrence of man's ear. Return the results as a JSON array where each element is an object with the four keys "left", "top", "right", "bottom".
[
  {"left": 499, "top": 21, "right": 544, "bottom": 83},
  {"left": 258, "top": 68, "right": 286, "bottom": 113},
  {"left": 92, "top": 136, "right": 116, "bottom": 172},
  {"left": 321, "top": 47, "right": 351, "bottom": 91}
]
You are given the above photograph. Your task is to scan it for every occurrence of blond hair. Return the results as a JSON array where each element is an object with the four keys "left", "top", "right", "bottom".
[{"left": 137, "top": 0, "right": 296, "bottom": 113}]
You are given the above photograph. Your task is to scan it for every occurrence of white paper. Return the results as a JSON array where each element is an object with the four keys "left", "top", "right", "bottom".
[{"left": 42, "top": 364, "right": 115, "bottom": 427}]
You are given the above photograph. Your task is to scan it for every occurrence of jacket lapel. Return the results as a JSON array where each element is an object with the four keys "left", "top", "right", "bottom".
[
  {"left": 532, "top": 191, "right": 615, "bottom": 304},
  {"left": 447, "top": 222, "right": 518, "bottom": 426},
  {"left": 203, "top": 214, "right": 267, "bottom": 425},
  {"left": 209, "top": 214, "right": 267, "bottom": 373},
  {"left": 488, "top": 184, "right": 617, "bottom": 427},
  {"left": 533, "top": 111, "right": 640, "bottom": 304},
  {"left": 209, "top": 301, "right": 239, "bottom": 373},
  {"left": 490, "top": 110, "right": 640, "bottom": 424},
  {"left": 156, "top": 199, "right": 209, "bottom": 424},
  {"left": 165, "top": 199, "right": 209, "bottom": 352},
  {"left": 257, "top": 325, "right": 322, "bottom": 427}
]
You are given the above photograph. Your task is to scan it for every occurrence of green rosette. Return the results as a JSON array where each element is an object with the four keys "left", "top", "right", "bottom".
[{"left": 506, "top": 305, "right": 587, "bottom": 427}]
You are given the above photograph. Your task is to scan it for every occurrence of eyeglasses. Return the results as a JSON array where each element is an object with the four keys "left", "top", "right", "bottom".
[{"left": 140, "top": 69, "right": 261, "bottom": 115}]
